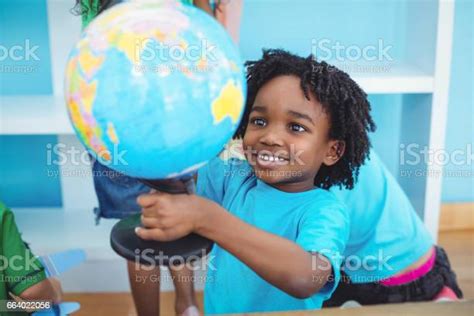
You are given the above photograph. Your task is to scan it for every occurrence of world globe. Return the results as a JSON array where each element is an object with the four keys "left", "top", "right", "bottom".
[{"left": 65, "top": 0, "right": 246, "bottom": 179}]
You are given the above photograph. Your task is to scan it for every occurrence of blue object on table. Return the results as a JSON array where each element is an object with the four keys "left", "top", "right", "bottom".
[
  {"left": 31, "top": 249, "right": 86, "bottom": 315},
  {"left": 39, "top": 249, "right": 87, "bottom": 278}
]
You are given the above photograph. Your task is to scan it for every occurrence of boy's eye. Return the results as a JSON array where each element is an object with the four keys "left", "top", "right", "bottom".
[
  {"left": 250, "top": 118, "right": 266, "bottom": 127},
  {"left": 289, "top": 123, "right": 306, "bottom": 133}
]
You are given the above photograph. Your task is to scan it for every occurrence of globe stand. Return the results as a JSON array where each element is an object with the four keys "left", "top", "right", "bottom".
[{"left": 110, "top": 175, "right": 214, "bottom": 266}]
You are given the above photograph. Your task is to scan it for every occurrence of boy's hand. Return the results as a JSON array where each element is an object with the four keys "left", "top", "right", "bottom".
[{"left": 135, "top": 190, "right": 210, "bottom": 242}]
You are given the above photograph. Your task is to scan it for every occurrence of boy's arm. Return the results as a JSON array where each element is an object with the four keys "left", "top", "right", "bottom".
[
  {"left": 136, "top": 194, "right": 338, "bottom": 299},
  {"left": 198, "top": 202, "right": 332, "bottom": 299}
]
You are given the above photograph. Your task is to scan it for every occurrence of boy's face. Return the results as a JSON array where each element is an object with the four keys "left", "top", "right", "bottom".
[{"left": 242, "top": 75, "right": 343, "bottom": 192}]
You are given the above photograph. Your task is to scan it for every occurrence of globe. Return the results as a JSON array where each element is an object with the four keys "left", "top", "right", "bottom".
[{"left": 65, "top": 0, "right": 246, "bottom": 179}]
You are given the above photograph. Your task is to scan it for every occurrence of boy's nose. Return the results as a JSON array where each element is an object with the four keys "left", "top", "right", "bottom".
[{"left": 259, "top": 130, "right": 284, "bottom": 147}]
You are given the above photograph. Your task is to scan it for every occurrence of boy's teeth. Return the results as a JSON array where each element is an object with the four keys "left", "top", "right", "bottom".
[{"left": 258, "top": 154, "right": 285, "bottom": 162}]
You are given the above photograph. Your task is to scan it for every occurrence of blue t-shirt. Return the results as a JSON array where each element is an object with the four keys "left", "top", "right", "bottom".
[
  {"left": 196, "top": 157, "right": 349, "bottom": 314},
  {"left": 330, "top": 151, "right": 433, "bottom": 283}
]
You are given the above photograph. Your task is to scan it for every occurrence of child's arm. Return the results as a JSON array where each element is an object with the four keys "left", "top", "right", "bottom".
[
  {"left": 1, "top": 205, "right": 63, "bottom": 304},
  {"left": 17, "top": 278, "right": 63, "bottom": 304},
  {"left": 136, "top": 192, "right": 341, "bottom": 299},
  {"left": 199, "top": 202, "right": 332, "bottom": 298}
]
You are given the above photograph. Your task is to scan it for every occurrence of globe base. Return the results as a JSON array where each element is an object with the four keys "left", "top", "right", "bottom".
[{"left": 110, "top": 176, "right": 214, "bottom": 266}]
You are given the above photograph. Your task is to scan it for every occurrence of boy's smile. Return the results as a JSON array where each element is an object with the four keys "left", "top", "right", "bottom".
[{"left": 242, "top": 75, "right": 343, "bottom": 193}]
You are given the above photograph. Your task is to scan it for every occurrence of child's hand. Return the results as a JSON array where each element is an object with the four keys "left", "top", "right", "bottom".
[
  {"left": 135, "top": 190, "right": 210, "bottom": 242},
  {"left": 48, "top": 278, "right": 63, "bottom": 304}
]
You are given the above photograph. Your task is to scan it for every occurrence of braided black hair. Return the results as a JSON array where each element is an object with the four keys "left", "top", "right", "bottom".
[{"left": 235, "top": 49, "right": 376, "bottom": 190}]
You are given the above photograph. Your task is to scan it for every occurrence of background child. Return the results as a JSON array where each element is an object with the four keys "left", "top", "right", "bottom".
[
  {"left": 135, "top": 49, "right": 375, "bottom": 313},
  {"left": 1, "top": 201, "right": 63, "bottom": 315},
  {"left": 324, "top": 148, "right": 463, "bottom": 306}
]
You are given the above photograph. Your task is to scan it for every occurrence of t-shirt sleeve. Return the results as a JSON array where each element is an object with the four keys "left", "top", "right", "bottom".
[
  {"left": 1, "top": 208, "right": 47, "bottom": 296},
  {"left": 295, "top": 194, "right": 349, "bottom": 302},
  {"left": 196, "top": 156, "right": 234, "bottom": 204}
]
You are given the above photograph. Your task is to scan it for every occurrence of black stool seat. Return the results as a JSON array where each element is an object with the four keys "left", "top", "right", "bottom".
[{"left": 110, "top": 176, "right": 214, "bottom": 266}]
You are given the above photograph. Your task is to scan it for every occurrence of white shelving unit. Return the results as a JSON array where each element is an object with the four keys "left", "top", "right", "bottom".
[
  {"left": 0, "top": 64, "right": 436, "bottom": 135},
  {"left": 0, "top": 0, "right": 455, "bottom": 291},
  {"left": 0, "top": 95, "right": 73, "bottom": 135},
  {"left": 13, "top": 207, "right": 208, "bottom": 292}
]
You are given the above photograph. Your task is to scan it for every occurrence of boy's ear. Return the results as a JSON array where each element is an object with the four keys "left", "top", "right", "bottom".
[{"left": 323, "top": 140, "right": 345, "bottom": 167}]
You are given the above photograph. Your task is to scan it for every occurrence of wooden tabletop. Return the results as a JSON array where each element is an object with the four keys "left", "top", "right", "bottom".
[{"left": 226, "top": 300, "right": 473, "bottom": 316}]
